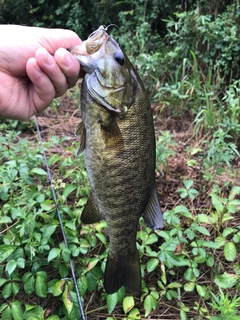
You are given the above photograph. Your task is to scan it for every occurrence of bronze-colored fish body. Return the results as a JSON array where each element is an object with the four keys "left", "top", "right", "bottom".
[{"left": 70, "top": 26, "right": 163, "bottom": 295}]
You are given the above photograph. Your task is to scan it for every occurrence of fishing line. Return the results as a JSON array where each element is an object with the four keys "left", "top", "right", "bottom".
[{"left": 34, "top": 115, "right": 86, "bottom": 320}]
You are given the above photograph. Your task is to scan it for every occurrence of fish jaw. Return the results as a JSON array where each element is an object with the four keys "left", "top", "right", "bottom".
[
  {"left": 69, "top": 25, "right": 109, "bottom": 73},
  {"left": 70, "top": 41, "right": 97, "bottom": 74}
]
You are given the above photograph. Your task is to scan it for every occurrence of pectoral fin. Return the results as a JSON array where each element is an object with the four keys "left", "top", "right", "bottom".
[
  {"left": 75, "top": 122, "right": 86, "bottom": 155},
  {"left": 81, "top": 192, "right": 103, "bottom": 224},
  {"left": 143, "top": 184, "right": 164, "bottom": 230},
  {"left": 101, "top": 119, "right": 124, "bottom": 151}
]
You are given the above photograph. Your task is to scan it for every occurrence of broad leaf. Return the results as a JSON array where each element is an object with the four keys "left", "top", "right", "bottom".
[
  {"left": 0, "top": 245, "right": 17, "bottom": 263},
  {"left": 35, "top": 272, "right": 47, "bottom": 297},
  {"left": 214, "top": 273, "right": 238, "bottom": 289},
  {"left": 30, "top": 168, "right": 47, "bottom": 175},
  {"left": 11, "top": 300, "right": 23, "bottom": 320},
  {"left": 144, "top": 294, "right": 157, "bottom": 317},
  {"left": 47, "top": 248, "right": 61, "bottom": 262},
  {"left": 6, "top": 260, "right": 17, "bottom": 275},
  {"left": 224, "top": 242, "right": 236, "bottom": 261},
  {"left": 62, "top": 285, "right": 73, "bottom": 315},
  {"left": 147, "top": 258, "right": 159, "bottom": 272},
  {"left": 123, "top": 296, "right": 134, "bottom": 314},
  {"left": 107, "top": 292, "right": 118, "bottom": 314}
]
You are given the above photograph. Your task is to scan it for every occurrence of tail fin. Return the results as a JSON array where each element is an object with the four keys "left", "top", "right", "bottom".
[{"left": 104, "top": 249, "right": 141, "bottom": 295}]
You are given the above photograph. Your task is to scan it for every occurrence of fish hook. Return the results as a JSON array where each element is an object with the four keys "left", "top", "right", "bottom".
[{"left": 98, "top": 24, "right": 119, "bottom": 32}]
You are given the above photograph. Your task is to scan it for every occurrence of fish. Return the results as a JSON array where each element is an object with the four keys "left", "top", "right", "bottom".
[{"left": 70, "top": 25, "right": 163, "bottom": 295}]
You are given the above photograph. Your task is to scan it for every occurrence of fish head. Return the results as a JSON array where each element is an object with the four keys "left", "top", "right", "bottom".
[{"left": 70, "top": 25, "right": 134, "bottom": 114}]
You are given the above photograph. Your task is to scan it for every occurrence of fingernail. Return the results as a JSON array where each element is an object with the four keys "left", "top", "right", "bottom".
[
  {"left": 64, "top": 52, "right": 72, "bottom": 67},
  {"left": 45, "top": 51, "right": 54, "bottom": 66}
]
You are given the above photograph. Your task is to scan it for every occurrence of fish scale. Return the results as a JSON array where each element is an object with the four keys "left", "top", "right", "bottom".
[{"left": 70, "top": 25, "right": 164, "bottom": 294}]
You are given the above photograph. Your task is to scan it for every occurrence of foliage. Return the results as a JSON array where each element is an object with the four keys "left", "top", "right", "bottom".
[
  {"left": 1, "top": 117, "right": 240, "bottom": 319},
  {"left": 209, "top": 289, "right": 240, "bottom": 320},
  {"left": 1, "top": 0, "right": 240, "bottom": 318}
]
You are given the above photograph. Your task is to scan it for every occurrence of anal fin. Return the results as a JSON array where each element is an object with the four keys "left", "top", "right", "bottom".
[
  {"left": 143, "top": 184, "right": 164, "bottom": 230},
  {"left": 81, "top": 192, "right": 102, "bottom": 224}
]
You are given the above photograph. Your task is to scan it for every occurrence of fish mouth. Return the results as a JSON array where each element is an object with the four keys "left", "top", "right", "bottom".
[
  {"left": 69, "top": 26, "right": 109, "bottom": 73},
  {"left": 70, "top": 25, "right": 108, "bottom": 57},
  {"left": 86, "top": 26, "right": 109, "bottom": 54}
]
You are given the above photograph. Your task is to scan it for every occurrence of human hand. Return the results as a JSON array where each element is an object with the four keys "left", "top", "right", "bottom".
[{"left": 0, "top": 25, "right": 82, "bottom": 120}]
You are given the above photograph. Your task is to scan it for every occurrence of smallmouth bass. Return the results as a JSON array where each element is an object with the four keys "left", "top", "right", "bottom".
[{"left": 70, "top": 25, "right": 163, "bottom": 295}]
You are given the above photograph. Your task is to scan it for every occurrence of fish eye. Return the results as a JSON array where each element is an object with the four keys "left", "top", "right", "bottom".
[{"left": 114, "top": 52, "right": 124, "bottom": 66}]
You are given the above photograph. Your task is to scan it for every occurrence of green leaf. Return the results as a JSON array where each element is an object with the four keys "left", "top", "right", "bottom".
[
  {"left": 35, "top": 272, "right": 47, "bottom": 297},
  {"left": 222, "top": 227, "right": 236, "bottom": 237},
  {"left": 180, "top": 309, "right": 187, "bottom": 320},
  {"left": 107, "top": 292, "right": 118, "bottom": 314},
  {"left": 53, "top": 279, "right": 65, "bottom": 296},
  {"left": 30, "top": 168, "right": 47, "bottom": 175},
  {"left": 46, "top": 316, "right": 60, "bottom": 320},
  {"left": 2, "top": 305, "right": 12, "bottom": 319},
  {"left": 62, "top": 184, "right": 77, "bottom": 202},
  {"left": 194, "top": 225, "right": 210, "bottom": 236},
  {"left": 215, "top": 236, "right": 226, "bottom": 247},
  {"left": 11, "top": 300, "right": 23, "bottom": 320},
  {"left": 206, "top": 254, "right": 214, "bottom": 267},
  {"left": 224, "top": 242, "right": 237, "bottom": 261},
  {"left": 77, "top": 275, "right": 88, "bottom": 297},
  {"left": 12, "top": 282, "right": 20, "bottom": 295},
  {"left": 147, "top": 258, "right": 159, "bottom": 272},
  {"left": 96, "top": 232, "right": 106, "bottom": 245},
  {"left": 145, "top": 233, "right": 158, "bottom": 245},
  {"left": 128, "top": 307, "right": 141, "bottom": 319},
  {"left": 41, "top": 200, "right": 54, "bottom": 211},
  {"left": 85, "top": 257, "right": 99, "bottom": 272},
  {"left": 214, "top": 273, "right": 238, "bottom": 289},
  {"left": 17, "top": 258, "right": 25, "bottom": 269},
  {"left": 202, "top": 241, "right": 220, "bottom": 249},
  {"left": 183, "top": 180, "right": 193, "bottom": 189},
  {"left": 196, "top": 284, "right": 206, "bottom": 297},
  {"left": 47, "top": 248, "right": 61, "bottom": 262},
  {"left": 62, "top": 248, "right": 71, "bottom": 263},
  {"left": 0, "top": 216, "right": 12, "bottom": 224},
  {"left": 63, "top": 284, "right": 73, "bottom": 315},
  {"left": 0, "top": 278, "right": 7, "bottom": 287},
  {"left": 6, "top": 260, "right": 17, "bottom": 275},
  {"left": 123, "top": 296, "right": 134, "bottom": 314},
  {"left": 0, "top": 303, "right": 8, "bottom": 313},
  {"left": 2, "top": 283, "right": 12, "bottom": 299},
  {"left": 184, "top": 268, "right": 195, "bottom": 282},
  {"left": 144, "top": 294, "right": 157, "bottom": 317},
  {"left": 167, "top": 281, "right": 182, "bottom": 289},
  {"left": 184, "top": 282, "right": 195, "bottom": 292},
  {"left": 197, "top": 214, "right": 216, "bottom": 224},
  {"left": 211, "top": 194, "right": 223, "bottom": 213},
  {"left": 24, "top": 274, "right": 35, "bottom": 294},
  {"left": 42, "top": 225, "right": 58, "bottom": 239},
  {"left": 174, "top": 205, "right": 192, "bottom": 218},
  {"left": 229, "top": 186, "right": 240, "bottom": 200},
  {"left": 0, "top": 245, "right": 17, "bottom": 263}
]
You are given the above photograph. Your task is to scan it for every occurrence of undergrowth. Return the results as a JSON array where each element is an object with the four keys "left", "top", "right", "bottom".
[
  {"left": 0, "top": 103, "right": 240, "bottom": 320},
  {"left": 0, "top": 3, "right": 240, "bottom": 319}
]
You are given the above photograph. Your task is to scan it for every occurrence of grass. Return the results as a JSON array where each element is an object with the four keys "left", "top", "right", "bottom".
[{"left": 0, "top": 83, "right": 240, "bottom": 320}]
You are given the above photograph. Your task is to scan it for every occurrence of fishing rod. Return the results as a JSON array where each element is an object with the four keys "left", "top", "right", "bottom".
[{"left": 34, "top": 115, "right": 86, "bottom": 320}]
